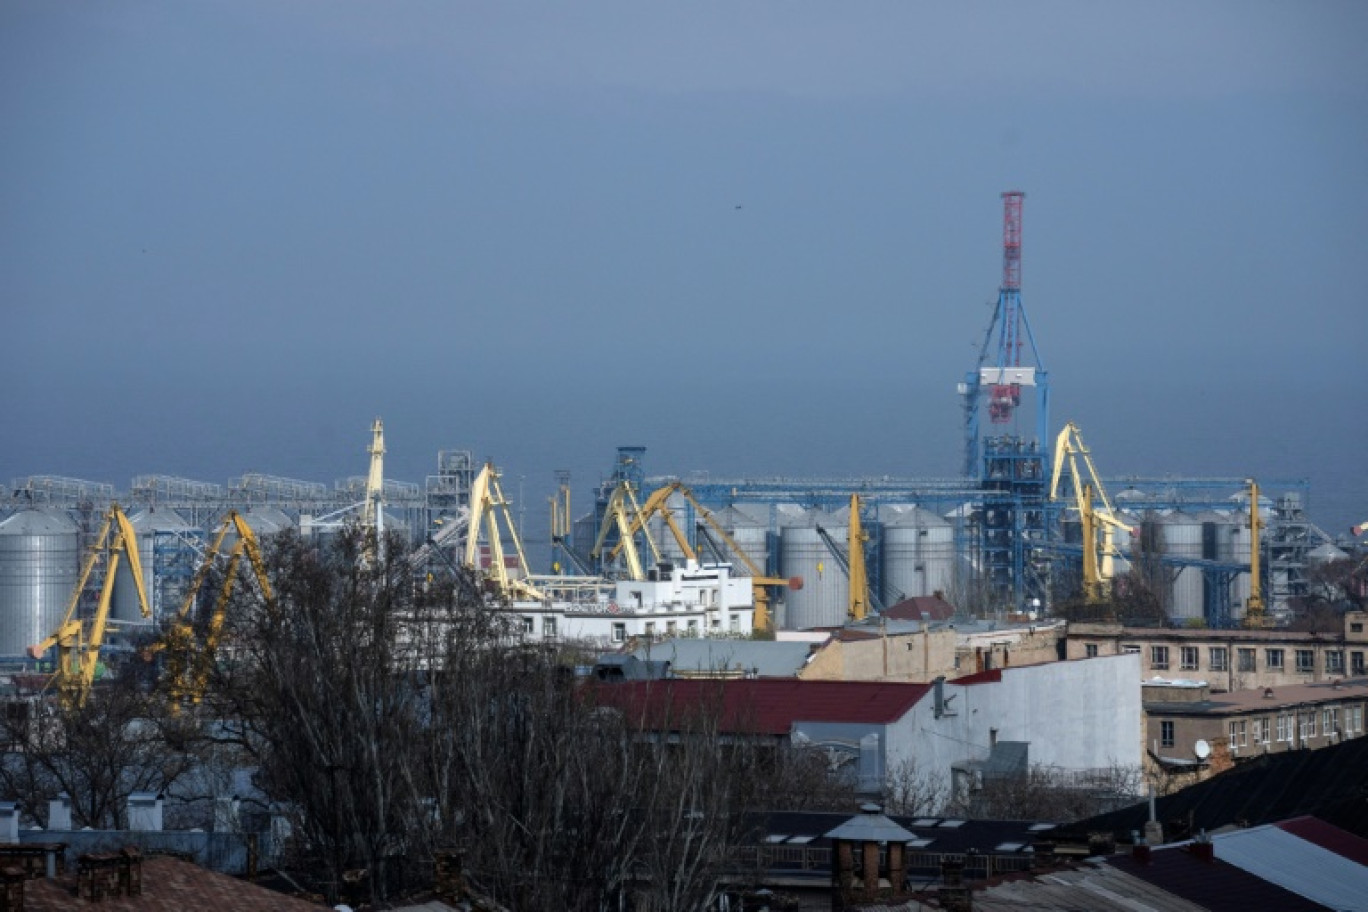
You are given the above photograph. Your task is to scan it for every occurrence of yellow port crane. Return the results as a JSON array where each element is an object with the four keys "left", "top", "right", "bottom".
[
  {"left": 360, "top": 417, "right": 386, "bottom": 565},
  {"left": 1244, "top": 478, "right": 1267, "bottom": 628},
  {"left": 464, "top": 462, "right": 546, "bottom": 602},
  {"left": 1049, "top": 422, "right": 1133, "bottom": 603},
  {"left": 813, "top": 494, "right": 877, "bottom": 621},
  {"left": 607, "top": 481, "right": 801, "bottom": 632},
  {"left": 29, "top": 504, "right": 150, "bottom": 709},
  {"left": 157, "top": 510, "right": 274, "bottom": 706}
]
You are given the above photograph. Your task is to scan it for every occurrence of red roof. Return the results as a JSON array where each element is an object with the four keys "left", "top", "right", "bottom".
[
  {"left": 1276, "top": 815, "right": 1368, "bottom": 867},
  {"left": 950, "top": 669, "right": 1003, "bottom": 685},
  {"left": 20, "top": 855, "right": 324, "bottom": 911},
  {"left": 883, "top": 594, "right": 956, "bottom": 622},
  {"left": 592, "top": 679, "right": 932, "bottom": 735}
]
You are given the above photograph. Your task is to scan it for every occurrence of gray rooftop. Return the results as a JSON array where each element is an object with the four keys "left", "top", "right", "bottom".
[
  {"left": 631, "top": 638, "right": 814, "bottom": 677},
  {"left": 824, "top": 806, "right": 919, "bottom": 844}
]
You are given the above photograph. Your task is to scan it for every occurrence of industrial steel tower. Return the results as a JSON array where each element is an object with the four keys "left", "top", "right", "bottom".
[
  {"left": 960, "top": 192, "right": 1051, "bottom": 608},
  {"left": 960, "top": 191, "right": 1050, "bottom": 479}
]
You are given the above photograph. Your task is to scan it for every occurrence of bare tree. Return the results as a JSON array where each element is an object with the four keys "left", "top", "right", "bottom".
[
  {"left": 882, "top": 757, "right": 949, "bottom": 818},
  {"left": 946, "top": 763, "right": 1143, "bottom": 822},
  {"left": 0, "top": 672, "right": 198, "bottom": 829}
]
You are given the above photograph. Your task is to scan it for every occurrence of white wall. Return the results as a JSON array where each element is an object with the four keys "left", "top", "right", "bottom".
[{"left": 884, "top": 653, "right": 1142, "bottom": 797}]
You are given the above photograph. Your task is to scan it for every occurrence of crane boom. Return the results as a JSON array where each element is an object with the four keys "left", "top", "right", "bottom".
[
  {"left": 30, "top": 505, "right": 150, "bottom": 708},
  {"left": 1245, "top": 479, "right": 1267, "bottom": 628},
  {"left": 361, "top": 418, "right": 386, "bottom": 563},
  {"left": 1049, "top": 422, "right": 1132, "bottom": 603},
  {"left": 464, "top": 462, "right": 545, "bottom": 602},
  {"left": 158, "top": 510, "right": 274, "bottom": 706},
  {"left": 623, "top": 482, "right": 800, "bottom": 631}
]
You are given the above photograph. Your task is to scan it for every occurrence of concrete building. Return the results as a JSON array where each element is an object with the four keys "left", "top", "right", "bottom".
[
  {"left": 1142, "top": 676, "right": 1368, "bottom": 786},
  {"left": 597, "top": 652, "right": 1142, "bottom": 803},
  {"left": 798, "top": 619, "right": 1064, "bottom": 683},
  {"left": 1066, "top": 610, "right": 1368, "bottom": 691}
]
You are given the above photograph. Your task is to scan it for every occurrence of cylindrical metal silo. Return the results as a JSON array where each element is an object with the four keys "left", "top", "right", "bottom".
[
  {"left": 882, "top": 505, "right": 956, "bottom": 602},
  {"left": 716, "top": 505, "right": 768, "bottom": 573},
  {"left": 0, "top": 510, "right": 80, "bottom": 659},
  {"left": 114, "top": 508, "right": 199, "bottom": 624},
  {"left": 779, "top": 513, "right": 848, "bottom": 630},
  {"left": 1161, "top": 512, "right": 1204, "bottom": 622}
]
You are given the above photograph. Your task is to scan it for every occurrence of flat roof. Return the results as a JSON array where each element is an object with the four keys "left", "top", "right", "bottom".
[{"left": 1145, "top": 678, "right": 1368, "bottom": 715}]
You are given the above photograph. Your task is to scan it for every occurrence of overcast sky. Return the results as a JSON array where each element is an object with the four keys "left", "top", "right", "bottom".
[{"left": 2, "top": 2, "right": 1365, "bottom": 538}]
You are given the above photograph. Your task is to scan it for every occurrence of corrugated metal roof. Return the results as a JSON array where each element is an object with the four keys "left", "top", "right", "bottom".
[
  {"left": 1277, "top": 816, "right": 1368, "bottom": 867},
  {"left": 1108, "top": 847, "right": 1330, "bottom": 912},
  {"left": 1213, "top": 823, "right": 1368, "bottom": 911}
]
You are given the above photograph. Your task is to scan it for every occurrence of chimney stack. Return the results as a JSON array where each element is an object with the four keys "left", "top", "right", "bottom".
[
  {"left": 126, "top": 794, "right": 163, "bottom": 833},
  {"left": 46, "top": 796, "right": 71, "bottom": 832},
  {"left": 0, "top": 805, "right": 18, "bottom": 845},
  {"left": 1189, "top": 831, "right": 1215, "bottom": 863}
]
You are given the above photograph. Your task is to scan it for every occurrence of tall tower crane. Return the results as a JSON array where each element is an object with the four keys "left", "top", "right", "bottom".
[
  {"left": 1244, "top": 479, "right": 1267, "bottom": 628},
  {"left": 960, "top": 192, "right": 1050, "bottom": 479},
  {"left": 361, "top": 418, "right": 386, "bottom": 563}
]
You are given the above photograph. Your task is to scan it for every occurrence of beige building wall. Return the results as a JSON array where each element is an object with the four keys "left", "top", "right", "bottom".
[
  {"left": 800, "top": 628, "right": 958, "bottom": 681},
  {"left": 1068, "top": 611, "right": 1368, "bottom": 691},
  {"left": 799, "top": 622, "right": 1066, "bottom": 682}
]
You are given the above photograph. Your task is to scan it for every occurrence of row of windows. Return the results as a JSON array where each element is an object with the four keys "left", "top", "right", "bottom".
[
  {"left": 1160, "top": 706, "right": 1367, "bottom": 749},
  {"left": 1130, "top": 644, "right": 1365, "bottom": 676},
  {"left": 518, "top": 614, "right": 750, "bottom": 642}
]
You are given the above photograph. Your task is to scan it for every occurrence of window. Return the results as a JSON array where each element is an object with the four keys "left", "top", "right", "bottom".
[
  {"left": 1352, "top": 651, "right": 1365, "bottom": 676},
  {"left": 1295, "top": 650, "right": 1314, "bottom": 674},
  {"left": 1160, "top": 721, "right": 1175, "bottom": 748},
  {"left": 1266, "top": 649, "right": 1284, "bottom": 671},
  {"left": 611, "top": 623, "right": 626, "bottom": 643},
  {"left": 1238, "top": 649, "right": 1256, "bottom": 672},
  {"left": 1325, "top": 707, "right": 1339, "bottom": 736},
  {"left": 1122, "top": 644, "right": 1141, "bottom": 655},
  {"left": 666, "top": 620, "right": 677, "bottom": 636},
  {"left": 1327, "top": 651, "right": 1345, "bottom": 675},
  {"left": 644, "top": 621, "right": 656, "bottom": 638},
  {"left": 1277, "top": 714, "right": 1292, "bottom": 742},
  {"left": 1351, "top": 706, "right": 1365, "bottom": 735},
  {"left": 729, "top": 614, "right": 740, "bottom": 632},
  {"left": 521, "top": 616, "right": 535, "bottom": 634},
  {"left": 543, "top": 616, "right": 557, "bottom": 637},
  {"left": 1228, "top": 720, "right": 1246, "bottom": 751},
  {"left": 1352, "top": 622, "right": 1364, "bottom": 634},
  {"left": 1300, "top": 712, "right": 1316, "bottom": 740},
  {"left": 687, "top": 619, "right": 699, "bottom": 636},
  {"left": 1210, "top": 647, "right": 1229, "bottom": 672},
  {"left": 1151, "top": 646, "right": 1170, "bottom": 670},
  {"left": 1180, "top": 646, "right": 1199, "bottom": 670},
  {"left": 1252, "top": 718, "right": 1269, "bottom": 744},
  {"left": 1085, "top": 644, "right": 1099, "bottom": 658}
]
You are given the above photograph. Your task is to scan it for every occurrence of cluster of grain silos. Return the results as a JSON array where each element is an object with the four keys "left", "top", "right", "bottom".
[
  {"left": 705, "top": 503, "right": 959, "bottom": 631},
  {"left": 1129, "top": 493, "right": 1266, "bottom": 624}
]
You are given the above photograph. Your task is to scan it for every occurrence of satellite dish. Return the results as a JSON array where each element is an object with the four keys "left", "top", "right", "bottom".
[{"left": 1194, "top": 739, "right": 1211, "bottom": 760}]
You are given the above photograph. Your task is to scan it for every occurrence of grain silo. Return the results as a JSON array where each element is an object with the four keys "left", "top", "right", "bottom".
[
  {"left": 0, "top": 510, "right": 80, "bottom": 658},
  {"left": 779, "top": 511, "right": 848, "bottom": 630},
  {"left": 882, "top": 505, "right": 955, "bottom": 602},
  {"left": 1161, "top": 511, "right": 1204, "bottom": 621},
  {"left": 112, "top": 508, "right": 200, "bottom": 624}
]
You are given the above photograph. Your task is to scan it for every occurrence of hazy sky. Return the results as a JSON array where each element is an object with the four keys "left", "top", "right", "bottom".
[{"left": 3, "top": 2, "right": 1365, "bottom": 538}]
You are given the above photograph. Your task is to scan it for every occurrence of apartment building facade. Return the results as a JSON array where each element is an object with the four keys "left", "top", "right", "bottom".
[{"left": 1067, "top": 611, "right": 1368, "bottom": 691}]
